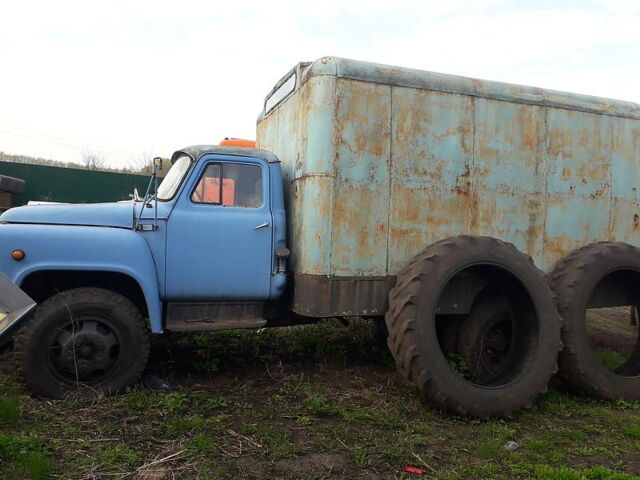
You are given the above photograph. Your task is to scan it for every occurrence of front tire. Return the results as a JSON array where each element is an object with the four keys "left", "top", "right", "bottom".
[{"left": 14, "top": 287, "right": 149, "bottom": 398}]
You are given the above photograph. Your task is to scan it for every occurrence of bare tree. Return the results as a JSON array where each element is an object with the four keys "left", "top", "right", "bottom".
[
  {"left": 82, "top": 150, "right": 106, "bottom": 170},
  {"left": 129, "top": 152, "right": 170, "bottom": 177}
]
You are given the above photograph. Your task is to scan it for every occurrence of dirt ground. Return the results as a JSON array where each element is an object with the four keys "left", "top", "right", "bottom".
[{"left": 1, "top": 317, "right": 639, "bottom": 480}]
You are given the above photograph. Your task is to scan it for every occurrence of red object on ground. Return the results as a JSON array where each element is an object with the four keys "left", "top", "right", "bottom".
[{"left": 404, "top": 466, "right": 426, "bottom": 474}]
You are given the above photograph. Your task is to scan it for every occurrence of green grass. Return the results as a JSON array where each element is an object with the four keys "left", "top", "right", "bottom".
[
  {"left": 0, "top": 318, "right": 639, "bottom": 479},
  {"left": 597, "top": 349, "right": 628, "bottom": 370},
  {"left": 535, "top": 465, "right": 639, "bottom": 480},
  {"left": 0, "top": 396, "right": 20, "bottom": 421},
  {"left": 623, "top": 423, "right": 640, "bottom": 439},
  {"left": 0, "top": 434, "right": 52, "bottom": 480}
]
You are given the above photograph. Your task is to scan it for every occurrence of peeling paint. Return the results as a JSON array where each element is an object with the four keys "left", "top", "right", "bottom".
[{"left": 258, "top": 57, "right": 640, "bottom": 280}]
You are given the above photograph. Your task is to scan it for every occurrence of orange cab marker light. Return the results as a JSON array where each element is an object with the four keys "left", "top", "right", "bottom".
[
  {"left": 220, "top": 138, "right": 256, "bottom": 148},
  {"left": 11, "top": 250, "right": 25, "bottom": 261}
]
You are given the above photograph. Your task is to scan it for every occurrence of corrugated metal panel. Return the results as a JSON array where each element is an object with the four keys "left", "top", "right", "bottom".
[
  {"left": 471, "top": 98, "right": 547, "bottom": 263},
  {"left": 257, "top": 57, "right": 640, "bottom": 285},
  {"left": 0, "top": 161, "right": 149, "bottom": 206},
  {"left": 610, "top": 118, "right": 640, "bottom": 247},
  {"left": 332, "top": 79, "right": 391, "bottom": 276},
  {"left": 542, "top": 109, "right": 612, "bottom": 269},
  {"left": 388, "top": 88, "right": 473, "bottom": 273}
]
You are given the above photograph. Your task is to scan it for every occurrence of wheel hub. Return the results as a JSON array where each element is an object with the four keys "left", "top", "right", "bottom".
[
  {"left": 477, "top": 318, "right": 513, "bottom": 378},
  {"left": 50, "top": 319, "right": 120, "bottom": 383}
]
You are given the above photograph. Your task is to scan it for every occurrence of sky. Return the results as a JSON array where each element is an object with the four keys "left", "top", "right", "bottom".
[{"left": 1, "top": 0, "right": 639, "bottom": 169}]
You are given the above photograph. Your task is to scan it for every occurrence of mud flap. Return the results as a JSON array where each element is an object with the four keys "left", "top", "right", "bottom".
[{"left": 0, "top": 271, "right": 36, "bottom": 348}]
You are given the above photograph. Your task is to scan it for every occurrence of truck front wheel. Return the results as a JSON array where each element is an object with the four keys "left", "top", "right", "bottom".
[
  {"left": 386, "top": 236, "right": 561, "bottom": 417},
  {"left": 14, "top": 287, "right": 149, "bottom": 398}
]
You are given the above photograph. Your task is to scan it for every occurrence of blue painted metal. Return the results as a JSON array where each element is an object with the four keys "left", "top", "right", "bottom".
[
  {"left": 1, "top": 201, "right": 135, "bottom": 228},
  {"left": 0, "top": 223, "right": 164, "bottom": 332},
  {"left": 164, "top": 153, "right": 276, "bottom": 300},
  {"left": 257, "top": 57, "right": 640, "bottom": 276},
  {"left": 0, "top": 146, "right": 287, "bottom": 339}
]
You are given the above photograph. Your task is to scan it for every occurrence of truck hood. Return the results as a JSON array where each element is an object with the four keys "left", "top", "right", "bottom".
[{"left": 0, "top": 202, "right": 135, "bottom": 228}]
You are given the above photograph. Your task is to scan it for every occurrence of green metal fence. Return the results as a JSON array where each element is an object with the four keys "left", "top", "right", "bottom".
[{"left": 0, "top": 162, "right": 150, "bottom": 206}]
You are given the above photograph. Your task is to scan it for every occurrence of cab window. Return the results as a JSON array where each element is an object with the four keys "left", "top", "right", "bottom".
[{"left": 191, "top": 163, "right": 263, "bottom": 208}]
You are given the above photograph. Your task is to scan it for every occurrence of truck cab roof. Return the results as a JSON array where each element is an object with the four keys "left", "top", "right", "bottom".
[{"left": 172, "top": 145, "right": 280, "bottom": 164}]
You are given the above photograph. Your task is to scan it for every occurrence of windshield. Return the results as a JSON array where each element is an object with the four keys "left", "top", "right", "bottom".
[{"left": 157, "top": 155, "right": 191, "bottom": 200}]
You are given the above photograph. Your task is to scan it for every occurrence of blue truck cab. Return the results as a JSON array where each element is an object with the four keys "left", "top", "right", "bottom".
[{"left": 0, "top": 145, "right": 290, "bottom": 398}]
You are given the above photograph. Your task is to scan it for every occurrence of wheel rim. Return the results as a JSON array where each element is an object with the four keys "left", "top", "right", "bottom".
[
  {"left": 472, "top": 315, "right": 513, "bottom": 383},
  {"left": 49, "top": 317, "right": 121, "bottom": 384}
]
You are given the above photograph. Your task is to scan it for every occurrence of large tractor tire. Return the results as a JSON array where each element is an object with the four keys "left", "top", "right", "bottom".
[
  {"left": 551, "top": 242, "right": 640, "bottom": 400},
  {"left": 14, "top": 287, "right": 149, "bottom": 398},
  {"left": 385, "top": 236, "right": 562, "bottom": 417}
]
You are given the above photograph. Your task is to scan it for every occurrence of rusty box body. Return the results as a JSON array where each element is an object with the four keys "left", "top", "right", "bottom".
[{"left": 256, "top": 57, "right": 640, "bottom": 317}]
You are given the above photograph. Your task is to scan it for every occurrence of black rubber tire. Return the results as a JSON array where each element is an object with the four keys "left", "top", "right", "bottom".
[
  {"left": 550, "top": 242, "right": 640, "bottom": 400},
  {"left": 436, "top": 315, "right": 463, "bottom": 357},
  {"left": 457, "top": 299, "right": 512, "bottom": 384},
  {"left": 385, "top": 236, "right": 562, "bottom": 417},
  {"left": 14, "top": 287, "right": 149, "bottom": 398}
]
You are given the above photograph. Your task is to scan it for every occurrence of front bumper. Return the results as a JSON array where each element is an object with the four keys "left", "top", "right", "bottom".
[{"left": 0, "top": 271, "right": 36, "bottom": 346}]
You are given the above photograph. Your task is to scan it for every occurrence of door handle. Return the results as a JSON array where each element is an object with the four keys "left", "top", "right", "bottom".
[{"left": 254, "top": 222, "right": 270, "bottom": 230}]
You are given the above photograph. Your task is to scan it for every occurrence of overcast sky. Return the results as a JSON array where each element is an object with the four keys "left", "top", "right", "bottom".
[{"left": 1, "top": 0, "right": 639, "bottom": 168}]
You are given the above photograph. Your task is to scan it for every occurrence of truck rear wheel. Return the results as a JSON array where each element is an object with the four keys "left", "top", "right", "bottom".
[
  {"left": 386, "top": 236, "right": 561, "bottom": 417},
  {"left": 551, "top": 242, "right": 640, "bottom": 400},
  {"left": 14, "top": 287, "right": 149, "bottom": 398}
]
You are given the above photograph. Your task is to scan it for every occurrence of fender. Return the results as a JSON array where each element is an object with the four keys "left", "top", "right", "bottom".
[{"left": 0, "top": 223, "right": 164, "bottom": 333}]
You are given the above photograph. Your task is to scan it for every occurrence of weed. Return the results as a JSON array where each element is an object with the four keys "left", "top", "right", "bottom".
[
  {"left": 0, "top": 396, "right": 20, "bottom": 422},
  {"left": 305, "top": 395, "right": 339, "bottom": 417},
  {"left": 596, "top": 349, "right": 627, "bottom": 371},
  {"left": 535, "top": 465, "right": 638, "bottom": 480},
  {"left": 447, "top": 353, "right": 471, "bottom": 377},
  {"left": 166, "top": 415, "right": 206, "bottom": 436},
  {"left": 0, "top": 434, "right": 51, "bottom": 480},
  {"left": 162, "top": 392, "right": 188, "bottom": 413},
  {"left": 17, "top": 451, "right": 52, "bottom": 480},
  {"left": 295, "top": 415, "right": 312, "bottom": 426},
  {"left": 352, "top": 448, "right": 372, "bottom": 467},
  {"left": 622, "top": 423, "right": 640, "bottom": 439},
  {"left": 96, "top": 445, "right": 141, "bottom": 469},
  {"left": 188, "top": 433, "right": 217, "bottom": 453},
  {"left": 249, "top": 424, "right": 299, "bottom": 460}
]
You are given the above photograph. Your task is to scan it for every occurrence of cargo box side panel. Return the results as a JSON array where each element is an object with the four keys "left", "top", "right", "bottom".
[
  {"left": 388, "top": 88, "right": 474, "bottom": 273},
  {"left": 257, "top": 76, "right": 337, "bottom": 276},
  {"left": 331, "top": 79, "right": 391, "bottom": 276},
  {"left": 292, "top": 76, "right": 337, "bottom": 275},
  {"left": 543, "top": 109, "right": 612, "bottom": 269},
  {"left": 471, "top": 98, "right": 547, "bottom": 264},
  {"left": 610, "top": 118, "right": 640, "bottom": 245}
]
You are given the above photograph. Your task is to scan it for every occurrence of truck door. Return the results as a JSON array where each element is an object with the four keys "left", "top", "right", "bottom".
[{"left": 165, "top": 157, "right": 273, "bottom": 300}]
